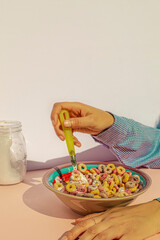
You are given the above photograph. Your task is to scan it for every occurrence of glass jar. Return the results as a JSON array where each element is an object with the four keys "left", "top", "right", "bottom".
[{"left": 0, "top": 121, "right": 27, "bottom": 185}]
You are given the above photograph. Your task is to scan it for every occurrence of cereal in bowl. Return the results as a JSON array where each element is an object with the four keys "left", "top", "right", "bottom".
[{"left": 53, "top": 163, "right": 142, "bottom": 198}]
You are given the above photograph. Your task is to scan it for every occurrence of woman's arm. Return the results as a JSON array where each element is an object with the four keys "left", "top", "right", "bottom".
[{"left": 93, "top": 114, "right": 160, "bottom": 168}]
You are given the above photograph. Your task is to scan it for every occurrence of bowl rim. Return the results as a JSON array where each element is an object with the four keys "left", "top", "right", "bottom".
[{"left": 42, "top": 161, "right": 152, "bottom": 201}]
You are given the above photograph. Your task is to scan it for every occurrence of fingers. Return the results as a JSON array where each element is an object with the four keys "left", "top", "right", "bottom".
[
  {"left": 75, "top": 212, "right": 102, "bottom": 224},
  {"left": 54, "top": 123, "right": 81, "bottom": 146},
  {"left": 93, "top": 225, "right": 126, "bottom": 240},
  {"left": 73, "top": 135, "right": 81, "bottom": 147},
  {"left": 62, "top": 203, "right": 159, "bottom": 240},
  {"left": 63, "top": 116, "right": 91, "bottom": 130},
  {"left": 53, "top": 120, "right": 81, "bottom": 146},
  {"left": 53, "top": 117, "right": 65, "bottom": 141},
  {"left": 79, "top": 217, "right": 129, "bottom": 240},
  {"left": 51, "top": 102, "right": 92, "bottom": 140},
  {"left": 51, "top": 102, "right": 63, "bottom": 126},
  {"left": 51, "top": 101, "right": 93, "bottom": 131},
  {"left": 51, "top": 102, "right": 87, "bottom": 141},
  {"left": 61, "top": 216, "right": 102, "bottom": 240},
  {"left": 51, "top": 102, "right": 76, "bottom": 140},
  {"left": 51, "top": 102, "right": 83, "bottom": 125},
  {"left": 78, "top": 219, "right": 110, "bottom": 240},
  {"left": 75, "top": 207, "right": 124, "bottom": 226}
]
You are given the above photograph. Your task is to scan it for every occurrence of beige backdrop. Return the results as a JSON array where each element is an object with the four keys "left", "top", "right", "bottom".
[{"left": 1, "top": 0, "right": 160, "bottom": 167}]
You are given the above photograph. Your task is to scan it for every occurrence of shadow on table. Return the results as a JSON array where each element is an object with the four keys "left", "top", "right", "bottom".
[
  {"left": 22, "top": 168, "right": 80, "bottom": 219},
  {"left": 26, "top": 144, "right": 116, "bottom": 171},
  {"left": 23, "top": 145, "right": 116, "bottom": 219},
  {"left": 23, "top": 180, "right": 80, "bottom": 219}
]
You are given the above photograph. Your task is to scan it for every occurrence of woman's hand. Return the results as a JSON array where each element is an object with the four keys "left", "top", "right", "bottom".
[
  {"left": 61, "top": 200, "right": 160, "bottom": 240},
  {"left": 51, "top": 102, "right": 114, "bottom": 146}
]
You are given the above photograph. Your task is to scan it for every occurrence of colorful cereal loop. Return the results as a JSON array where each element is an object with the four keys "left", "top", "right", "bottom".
[
  {"left": 116, "top": 166, "right": 125, "bottom": 175},
  {"left": 53, "top": 182, "right": 64, "bottom": 190},
  {"left": 104, "top": 166, "right": 113, "bottom": 174},
  {"left": 77, "top": 163, "right": 87, "bottom": 173},
  {"left": 82, "top": 182, "right": 89, "bottom": 188},
  {"left": 120, "top": 183, "right": 125, "bottom": 189},
  {"left": 131, "top": 175, "right": 140, "bottom": 183},
  {"left": 125, "top": 181, "right": 135, "bottom": 189},
  {"left": 112, "top": 187, "right": 117, "bottom": 193},
  {"left": 103, "top": 181, "right": 109, "bottom": 188},
  {"left": 91, "top": 173, "right": 97, "bottom": 180},
  {"left": 107, "top": 163, "right": 115, "bottom": 170},
  {"left": 94, "top": 195, "right": 101, "bottom": 199},
  {"left": 103, "top": 186, "right": 109, "bottom": 192},
  {"left": 95, "top": 175, "right": 100, "bottom": 181},
  {"left": 122, "top": 173, "right": 130, "bottom": 183},
  {"left": 90, "top": 168, "right": 96, "bottom": 174},
  {"left": 66, "top": 183, "right": 76, "bottom": 193},
  {"left": 93, "top": 180, "right": 101, "bottom": 187},
  {"left": 128, "top": 186, "right": 137, "bottom": 192},
  {"left": 111, "top": 173, "right": 119, "bottom": 185},
  {"left": 98, "top": 164, "right": 106, "bottom": 173},
  {"left": 91, "top": 189, "right": 100, "bottom": 195},
  {"left": 107, "top": 190, "right": 114, "bottom": 197},
  {"left": 72, "top": 174, "right": 81, "bottom": 181},
  {"left": 77, "top": 186, "right": 87, "bottom": 193},
  {"left": 99, "top": 192, "right": 108, "bottom": 198},
  {"left": 109, "top": 181, "right": 115, "bottom": 190}
]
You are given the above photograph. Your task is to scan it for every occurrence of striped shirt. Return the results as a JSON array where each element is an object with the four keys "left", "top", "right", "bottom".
[{"left": 92, "top": 114, "right": 160, "bottom": 169}]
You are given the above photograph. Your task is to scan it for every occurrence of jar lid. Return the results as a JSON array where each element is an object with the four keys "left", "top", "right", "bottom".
[{"left": 0, "top": 121, "right": 22, "bottom": 133}]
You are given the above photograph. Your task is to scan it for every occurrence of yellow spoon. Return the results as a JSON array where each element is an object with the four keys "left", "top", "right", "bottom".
[{"left": 59, "top": 110, "right": 77, "bottom": 170}]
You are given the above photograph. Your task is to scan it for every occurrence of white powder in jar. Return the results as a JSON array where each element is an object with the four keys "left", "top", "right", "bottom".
[{"left": 0, "top": 121, "right": 26, "bottom": 185}]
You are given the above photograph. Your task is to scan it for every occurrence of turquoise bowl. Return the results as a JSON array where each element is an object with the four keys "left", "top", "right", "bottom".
[{"left": 42, "top": 161, "right": 152, "bottom": 215}]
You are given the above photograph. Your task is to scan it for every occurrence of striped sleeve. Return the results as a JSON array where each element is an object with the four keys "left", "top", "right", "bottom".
[{"left": 92, "top": 115, "right": 160, "bottom": 168}]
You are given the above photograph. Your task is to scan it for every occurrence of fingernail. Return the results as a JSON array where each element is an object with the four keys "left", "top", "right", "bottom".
[
  {"left": 75, "top": 218, "right": 80, "bottom": 223},
  {"left": 75, "top": 142, "right": 81, "bottom": 147},
  {"left": 61, "top": 236, "right": 68, "bottom": 240},
  {"left": 64, "top": 120, "right": 71, "bottom": 127},
  {"left": 60, "top": 136, "right": 64, "bottom": 140},
  {"left": 52, "top": 120, "right": 55, "bottom": 125}
]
